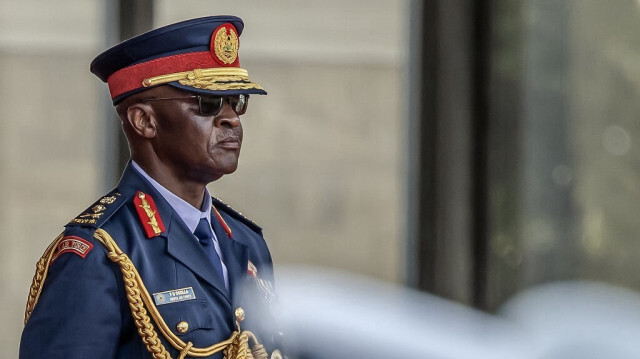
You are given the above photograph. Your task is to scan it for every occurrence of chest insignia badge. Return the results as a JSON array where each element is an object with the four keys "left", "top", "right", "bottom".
[
  {"left": 247, "top": 261, "right": 276, "bottom": 303},
  {"left": 247, "top": 260, "right": 258, "bottom": 278}
]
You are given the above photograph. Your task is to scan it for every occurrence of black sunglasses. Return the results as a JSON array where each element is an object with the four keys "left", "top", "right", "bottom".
[{"left": 142, "top": 94, "right": 249, "bottom": 116}]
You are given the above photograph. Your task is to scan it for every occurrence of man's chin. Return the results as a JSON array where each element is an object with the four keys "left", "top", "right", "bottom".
[{"left": 204, "top": 166, "right": 238, "bottom": 183}]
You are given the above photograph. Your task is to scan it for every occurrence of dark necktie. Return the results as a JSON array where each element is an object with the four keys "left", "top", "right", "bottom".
[{"left": 194, "top": 218, "right": 225, "bottom": 283}]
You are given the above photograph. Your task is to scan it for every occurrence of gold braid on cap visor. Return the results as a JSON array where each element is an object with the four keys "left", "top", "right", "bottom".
[{"left": 142, "top": 68, "right": 264, "bottom": 92}]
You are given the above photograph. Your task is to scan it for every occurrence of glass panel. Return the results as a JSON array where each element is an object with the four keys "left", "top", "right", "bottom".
[{"left": 488, "top": 0, "right": 640, "bottom": 308}]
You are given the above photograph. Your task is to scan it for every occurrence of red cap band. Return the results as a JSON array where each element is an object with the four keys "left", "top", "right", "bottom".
[{"left": 107, "top": 51, "right": 218, "bottom": 100}]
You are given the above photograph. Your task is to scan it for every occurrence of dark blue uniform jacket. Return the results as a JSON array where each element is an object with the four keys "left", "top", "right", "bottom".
[{"left": 20, "top": 163, "right": 278, "bottom": 358}]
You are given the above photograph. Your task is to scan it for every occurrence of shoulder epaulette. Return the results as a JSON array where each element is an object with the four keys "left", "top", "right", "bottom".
[
  {"left": 211, "top": 196, "right": 262, "bottom": 233},
  {"left": 66, "top": 189, "right": 128, "bottom": 229}
]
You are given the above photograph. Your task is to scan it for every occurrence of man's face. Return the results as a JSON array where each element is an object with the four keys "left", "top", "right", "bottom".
[{"left": 145, "top": 86, "right": 244, "bottom": 184}]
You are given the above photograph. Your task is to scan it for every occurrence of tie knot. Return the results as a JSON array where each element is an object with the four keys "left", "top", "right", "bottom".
[{"left": 194, "top": 218, "right": 213, "bottom": 245}]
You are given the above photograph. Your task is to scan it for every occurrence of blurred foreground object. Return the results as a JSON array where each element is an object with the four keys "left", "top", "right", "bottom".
[
  {"left": 501, "top": 281, "right": 640, "bottom": 359},
  {"left": 277, "top": 266, "right": 640, "bottom": 359},
  {"left": 277, "top": 266, "right": 530, "bottom": 358}
]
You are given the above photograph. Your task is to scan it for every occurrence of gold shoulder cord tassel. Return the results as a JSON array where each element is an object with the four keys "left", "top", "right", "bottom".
[{"left": 24, "top": 229, "right": 274, "bottom": 359}]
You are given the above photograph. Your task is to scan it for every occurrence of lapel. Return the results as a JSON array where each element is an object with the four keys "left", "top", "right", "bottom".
[
  {"left": 165, "top": 215, "right": 231, "bottom": 303},
  {"left": 211, "top": 205, "right": 249, "bottom": 305},
  {"left": 118, "top": 162, "right": 231, "bottom": 303}
]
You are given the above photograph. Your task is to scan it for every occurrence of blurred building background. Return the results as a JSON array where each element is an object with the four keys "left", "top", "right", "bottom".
[{"left": 2, "top": 0, "right": 640, "bottom": 357}]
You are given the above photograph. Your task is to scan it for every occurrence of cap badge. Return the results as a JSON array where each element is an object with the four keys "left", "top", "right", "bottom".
[{"left": 212, "top": 24, "right": 239, "bottom": 66}]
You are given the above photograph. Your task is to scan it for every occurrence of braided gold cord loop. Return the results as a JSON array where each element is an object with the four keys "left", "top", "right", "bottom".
[
  {"left": 251, "top": 343, "right": 268, "bottom": 359},
  {"left": 23, "top": 228, "right": 273, "bottom": 359},
  {"left": 105, "top": 250, "right": 170, "bottom": 359},
  {"left": 224, "top": 331, "right": 251, "bottom": 359},
  {"left": 94, "top": 228, "right": 269, "bottom": 359},
  {"left": 247, "top": 332, "right": 269, "bottom": 359},
  {"left": 24, "top": 233, "right": 65, "bottom": 324}
]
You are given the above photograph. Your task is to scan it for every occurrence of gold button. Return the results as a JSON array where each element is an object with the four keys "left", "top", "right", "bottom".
[
  {"left": 176, "top": 321, "right": 189, "bottom": 333},
  {"left": 235, "top": 307, "right": 245, "bottom": 322}
]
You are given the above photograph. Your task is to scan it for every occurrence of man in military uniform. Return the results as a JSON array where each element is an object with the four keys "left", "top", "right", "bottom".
[{"left": 20, "top": 16, "right": 282, "bottom": 359}]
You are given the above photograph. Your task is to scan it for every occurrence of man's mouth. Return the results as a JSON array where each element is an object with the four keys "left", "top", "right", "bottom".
[{"left": 217, "top": 137, "right": 241, "bottom": 149}]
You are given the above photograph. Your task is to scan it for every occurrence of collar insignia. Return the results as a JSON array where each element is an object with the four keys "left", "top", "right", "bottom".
[
  {"left": 133, "top": 191, "right": 166, "bottom": 238},
  {"left": 212, "top": 205, "right": 233, "bottom": 238}
]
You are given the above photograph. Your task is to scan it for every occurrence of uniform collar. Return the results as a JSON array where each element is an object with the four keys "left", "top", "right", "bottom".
[
  {"left": 130, "top": 160, "right": 212, "bottom": 233},
  {"left": 119, "top": 162, "right": 230, "bottom": 299}
]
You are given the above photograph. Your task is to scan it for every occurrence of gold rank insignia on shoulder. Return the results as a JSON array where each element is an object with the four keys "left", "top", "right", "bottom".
[
  {"left": 211, "top": 196, "right": 261, "bottom": 231},
  {"left": 69, "top": 192, "right": 122, "bottom": 226},
  {"left": 133, "top": 191, "right": 166, "bottom": 238},
  {"left": 99, "top": 195, "right": 118, "bottom": 204}
]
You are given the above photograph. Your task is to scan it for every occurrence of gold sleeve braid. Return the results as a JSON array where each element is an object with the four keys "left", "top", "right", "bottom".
[{"left": 24, "top": 229, "right": 274, "bottom": 359}]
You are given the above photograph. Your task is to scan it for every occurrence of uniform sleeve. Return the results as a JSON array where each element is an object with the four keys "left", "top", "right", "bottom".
[{"left": 19, "top": 235, "right": 124, "bottom": 359}]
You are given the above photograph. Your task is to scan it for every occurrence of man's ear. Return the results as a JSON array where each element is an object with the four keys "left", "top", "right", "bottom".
[{"left": 126, "top": 103, "right": 157, "bottom": 139}]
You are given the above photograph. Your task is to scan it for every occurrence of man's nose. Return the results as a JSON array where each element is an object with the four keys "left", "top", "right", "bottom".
[{"left": 216, "top": 103, "right": 241, "bottom": 128}]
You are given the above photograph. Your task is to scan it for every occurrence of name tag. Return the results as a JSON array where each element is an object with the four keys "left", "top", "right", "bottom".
[{"left": 153, "top": 287, "right": 196, "bottom": 305}]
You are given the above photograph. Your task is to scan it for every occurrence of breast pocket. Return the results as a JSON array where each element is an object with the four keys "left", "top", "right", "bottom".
[{"left": 157, "top": 300, "right": 215, "bottom": 337}]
